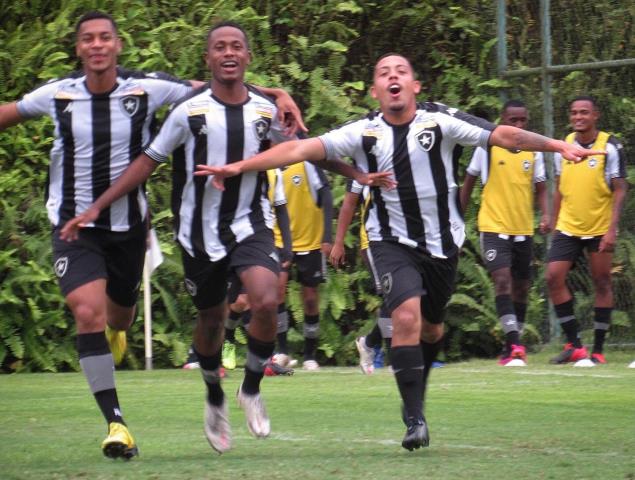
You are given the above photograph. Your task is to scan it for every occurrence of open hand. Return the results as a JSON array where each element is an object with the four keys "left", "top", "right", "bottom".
[{"left": 59, "top": 207, "right": 100, "bottom": 241}]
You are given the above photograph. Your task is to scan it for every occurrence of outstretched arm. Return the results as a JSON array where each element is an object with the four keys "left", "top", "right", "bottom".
[
  {"left": 0, "top": 102, "right": 24, "bottom": 131},
  {"left": 311, "top": 158, "right": 396, "bottom": 190},
  {"left": 489, "top": 125, "right": 605, "bottom": 162},
  {"left": 60, "top": 154, "right": 158, "bottom": 241},
  {"left": 195, "top": 138, "right": 395, "bottom": 190}
]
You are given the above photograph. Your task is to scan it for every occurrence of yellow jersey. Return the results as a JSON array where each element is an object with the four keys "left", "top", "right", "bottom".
[
  {"left": 467, "top": 145, "right": 545, "bottom": 235},
  {"left": 269, "top": 162, "right": 329, "bottom": 251},
  {"left": 555, "top": 131, "right": 624, "bottom": 236}
]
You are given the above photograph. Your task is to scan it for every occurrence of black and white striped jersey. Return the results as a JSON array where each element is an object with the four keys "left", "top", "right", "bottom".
[
  {"left": 320, "top": 103, "right": 495, "bottom": 258},
  {"left": 144, "top": 85, "right": 288, "bottom": 261},
  {"left": 16, "top": 67, "right": 192, "bottom": 230}
]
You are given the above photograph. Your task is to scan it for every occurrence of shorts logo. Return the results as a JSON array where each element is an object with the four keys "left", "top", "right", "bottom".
[
  {"left": 120, "top": 96, "right": 140, "bottom": 117},
  {"left": 184, "top": 278, "right": 197, "bottom": 297},
  {"left": 485, "top": 249, "right": 497, "bottom": 262},
  {"left": 292, "top": 174, "right": 302, "bottom": 186},
  {"left": 54, "top": 257, "right": 69, "bottom": 277},
  {"left": 415, "top": 129, "right": 435, "bottom": 152},
  {"left": 253, "top": 118, "right": 269, "bottom": 140},
  {"left": 588, "top": 158, "right": 598, "bottom": 168},
  {"left": 381, "top": 273, "right": 393, "bottom": 295},
  {"left": 522, "top": 160, "right": 531, "bottom": 172},
  {"left": 269, "top": 250, "right": 279, "bottom": 263}
]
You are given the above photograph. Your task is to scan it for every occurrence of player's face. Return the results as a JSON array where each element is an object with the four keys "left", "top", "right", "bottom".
[
  {"left": 371, "top": 55, "right": 421, "bottom": 117},
  {"left": 500, "top": 106, "right": 529, "bottom": 129},
  {"left": 206, "top": 26, "right": 251, "bottom": 85},
  {"left": 75, "top": 19, "right": 121, "bottom": 75},
  {"left": 569, "top": 100, "right": 599, "bottom": 134}
]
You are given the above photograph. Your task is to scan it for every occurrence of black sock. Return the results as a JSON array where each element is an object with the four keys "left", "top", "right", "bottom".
[
  {"left": 242, "top": 335, "right": 275, "bottom": 395},
  {"left": 303, "top": 314, "right": 319, "bottom": 360},
  {"left": 496, "top": 294, "right": 519, "bottom": 355},
  {"left": 225, "top": 309, "right": 241, "bottom": 343},
  {"left": 593, "top": 307, "right": 612, "bottom": 354},
  {"left": 391, "top": 346, "right": 424, "bottom": 420},
  {"left": 94, "top": 389, "right": 125, "bottom": 425},
  {"left": 277, "top": 331, "right": 288, "bottom": 354},
  {"left": 420, "top": 339, "right": 443, "bottom": 403},
  {"left": 194, "top": 347, "right": 224, "bottom": 406},
  {"left": 242, "top": 309, "right": 252, "bottom": 327},
  {"left": 365, "top": 323, "right": 382, "bottom": 349},
  {"left": 514, "top": 302, "right": 527, "bottom": 325},
  {"left": 554, "top": 300, "right": 581, "bottom": 348},
  {"left": 77, "top": 332, "right": 124, "bottom": 425},
  {"left": 277, "top": 303, "right": 289, "bottom": 354},
  {"left": 225, "top": 328, "right": 236, "bottom": 343}
]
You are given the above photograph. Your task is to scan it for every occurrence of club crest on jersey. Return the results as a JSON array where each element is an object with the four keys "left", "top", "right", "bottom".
[
  {"left": 381, "top": 273, "right": 393, "bottom": 295},
  {"left": 184, "top": 278, "right": 197, "bottom": 297},
  {"left": 522, "top": 160, "right": 531, "bottom": 172},
  {"left": 292, "top": 174, "right": 303, "bottom": 186},
  {"left": 415, "top": 129, "right": 435, "bottom": 152},
  {"left": 588, "top": 158, "right": 598, "bottom": 168},
  {"left": 485, "top": 249, "right": 497, "bottom": 262},
  {"left": 253, "top": 118, "right": 269, "bottom": 140},
  {"left": 54, "top": 257, "right": 69, "bottom": 277},
  {"left": 120, "top": 96, "right": 140, "bottom": 117}
]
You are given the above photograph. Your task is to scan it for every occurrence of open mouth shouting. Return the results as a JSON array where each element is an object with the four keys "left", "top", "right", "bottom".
[{"left": 389, "top": 83, "right": 401, "bottom": 97}]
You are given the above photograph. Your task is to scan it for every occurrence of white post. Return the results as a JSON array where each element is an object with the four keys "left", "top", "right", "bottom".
[
  {"left": 142, "top": 229, "right": 164, "bottom": 370},
  {"left": 143, "top": 254, "right": 153, "bottom": 370}
]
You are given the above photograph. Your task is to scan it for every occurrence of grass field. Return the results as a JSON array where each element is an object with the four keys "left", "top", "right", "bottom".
[{"left": 1, "top": 350, "right": 634, "bottom": 480}]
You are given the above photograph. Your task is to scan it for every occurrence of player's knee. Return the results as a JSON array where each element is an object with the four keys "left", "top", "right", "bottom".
[
  {"left": 249, "top": 291, "right": 278, "bottom": 317},
  {"left": 545, "top": 269, "right": 563, "bottom": 292},
  {"left": 71, "top": 302, "right": 105, "bottom": 331},
  {"left": 593, "top": 274, "right": 612, "bottom": 296},
  {"left": 420, "top": 322, "right": 443, "bottom": 343},
  {"left": 393, "top": 309, "right": 420, "bottom": 337}
]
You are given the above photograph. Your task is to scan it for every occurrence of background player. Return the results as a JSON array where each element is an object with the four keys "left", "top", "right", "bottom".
[
  {"left": 270, "top": 160, "right": 333, "bottom": 371},
  {"left": 546, "top": 95, "right": 628, "bottom": 365},
  {"left": 460, "top": 100, "right": 549, "bottom": 366}
]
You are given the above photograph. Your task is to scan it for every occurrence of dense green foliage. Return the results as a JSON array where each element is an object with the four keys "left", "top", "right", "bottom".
[{"left": 1, "top": 1, "right": 634, "bottom": 372}]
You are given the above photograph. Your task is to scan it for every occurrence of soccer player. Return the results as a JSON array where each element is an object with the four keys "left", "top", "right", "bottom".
[
  {"left": 269, "top": 160, "right": 333, "bottom": 371},
  {"left": 0, "top": 11, "right": 197, "bottom": 459},
  {"left": 222, "top": 168, "right": 293, "bottom": 371},
  {"left": 330, "top": 180, "right": 392, "bottom": 375},
  {"left": 546, "top": 96, "right": 628, "bottom": 365},
  {"left": 194, "top": 53, "right": 601, "bottom": 450},
  {"left": 460, "top": 100, "right": 549, "bottom": 366},
  {"left": 60, "top": 21, "right": 374, "bottom": 452},
  {"left": 0, "top": 11, "right": 305, "bottom": 458}
]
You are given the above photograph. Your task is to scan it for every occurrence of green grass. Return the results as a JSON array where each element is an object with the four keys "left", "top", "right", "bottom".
[{"left": 1, "top": 351, "right": 634, "bottom": 480}]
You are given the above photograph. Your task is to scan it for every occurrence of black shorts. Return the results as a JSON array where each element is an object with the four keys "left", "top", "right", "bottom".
[
  {"left": 51, "top": 222, "right": 147, "bottom": 307},
  {"left": 281, "top": 249, "right": 326, "bottom": 287},
  {"left": 368, "top": 241, "right": 458, "bottom": 324},
  {"left": 480, "top": 232, "right": 533, "bottom": 280},
  {"left": 547, "top": 230, "right": 602, "bottom": 262},
  {"left": 182, "top": 230, "right": 279, "bottom": 310}
]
